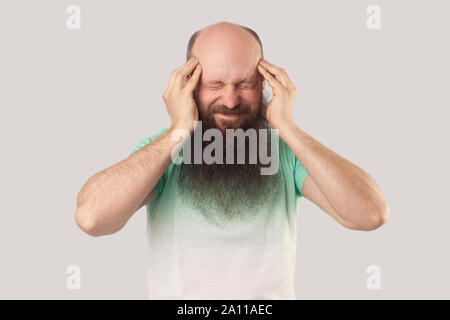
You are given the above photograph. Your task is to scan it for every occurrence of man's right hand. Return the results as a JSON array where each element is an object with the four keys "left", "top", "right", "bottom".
[
  {"left": 162, "top": 57, "right": 202, "bottom": 133},
  {"left": 75, "top": 58, "right": 203, "bottom": 237}
]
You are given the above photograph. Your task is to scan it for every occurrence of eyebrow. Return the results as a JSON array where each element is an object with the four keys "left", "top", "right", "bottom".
[{"left": 205, "top": 77, "right": 257, "bottom": 85}]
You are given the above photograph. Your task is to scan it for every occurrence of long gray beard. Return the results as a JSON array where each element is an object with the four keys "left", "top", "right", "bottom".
[{"left": 177, "top": 98, "right": 282, "bottom": 226}]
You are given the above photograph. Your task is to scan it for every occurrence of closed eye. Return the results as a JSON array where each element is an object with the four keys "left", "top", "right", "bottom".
[
  {"left": 238, "top": 82, "right": 256, "bottom": 89},
  {"left": 208, "top": 83, "right": 223, "bottom": 89},
  {"left": 207, "top": 82, "right": 255, "bottom": 90}
]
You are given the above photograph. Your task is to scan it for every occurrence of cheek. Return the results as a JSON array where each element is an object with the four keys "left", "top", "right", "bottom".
[
  {"left": 241, "top": 89, "right": 260, "bottom": 102},
  {"left": 195, "top": 90, "right": 214, "bottom": 114},
  {"left": 197, "top": 89, "right": 218, "bottom": 107},
  {"left": 242, "top": 89, "right": 262, "bottom": 110}
]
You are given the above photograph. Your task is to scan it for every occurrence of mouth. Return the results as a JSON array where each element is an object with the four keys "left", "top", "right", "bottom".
[{"left": 215, "top": 113, "right": 240, "bottom": 121}]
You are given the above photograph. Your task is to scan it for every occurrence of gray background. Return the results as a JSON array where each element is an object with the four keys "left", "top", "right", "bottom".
[{"left": 0, "top": 0, "right": 448, "bottom": 299}]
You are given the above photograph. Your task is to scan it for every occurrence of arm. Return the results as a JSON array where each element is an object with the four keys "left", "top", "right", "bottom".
[
  {"left": 283, "top": 124, "right": 389, "bottom": 231},
  {"left": 257, "top": 58, "right": 389, "bottom": 231},
  {"left": 299, "top": 175, "right": 361, "bottom": 230},
  {"left": 75, "top": 128, "right": 187, "bottom": 237},
  {"left": 75, "top": 57, "right": 202, "bottom": 237}
]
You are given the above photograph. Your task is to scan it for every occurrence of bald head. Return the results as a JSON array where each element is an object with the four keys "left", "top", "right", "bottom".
[
  {"left": 192, "top": 23, "right": 262, "bottom": 90},
  {"left": 186, "top": 21, "right": 263, "bottom": 62}
]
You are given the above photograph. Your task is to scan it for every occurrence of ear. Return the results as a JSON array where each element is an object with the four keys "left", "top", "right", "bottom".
[{"left": 262, "top": 77, "right": 266, "bottom": 90}]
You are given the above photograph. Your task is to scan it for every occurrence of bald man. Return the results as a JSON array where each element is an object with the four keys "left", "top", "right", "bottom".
[{"left": 75, "top": 21, "right": 390, "bottom": 299}]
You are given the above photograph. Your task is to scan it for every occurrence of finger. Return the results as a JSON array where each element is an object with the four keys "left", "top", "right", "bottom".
[
  {"left": 173, "top": 58, "right": 200, "bottom": 88},
  {"left": 259, "top": 60, "right": 290, "bottom": 88},
  {"left": 259, "top": 59, "right": 292, "bottom": 88},
  {"left": 185, "top": 64, "right": 202, "bottom": 91},
  {"left": 257, "top": 64, "right": 282, "bottom": 95},
  {"left": 167, "top": 58, "right": 198, "bottom": 89}
]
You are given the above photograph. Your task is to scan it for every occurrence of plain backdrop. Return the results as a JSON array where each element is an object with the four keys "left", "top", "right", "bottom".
[{"left": 0, "top": 0, "right": 449, "bottom": 299}]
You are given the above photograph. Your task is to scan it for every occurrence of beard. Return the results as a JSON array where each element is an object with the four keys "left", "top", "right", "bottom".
[{"left": 177, "top": 91, "right": 283, "bottom": 226}]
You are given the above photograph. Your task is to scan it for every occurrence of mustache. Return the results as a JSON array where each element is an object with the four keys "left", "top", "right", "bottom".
[{"left": 207, "top": 103, "right": 251, "bottom": 115}]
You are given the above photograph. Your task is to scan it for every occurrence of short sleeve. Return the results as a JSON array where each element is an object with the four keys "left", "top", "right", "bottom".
[
  {"left": 130, "top": 128, "right": 169, "bottom": 197},
  {"left": 294, "top": 156, "right": 309, "bottom": 198}
]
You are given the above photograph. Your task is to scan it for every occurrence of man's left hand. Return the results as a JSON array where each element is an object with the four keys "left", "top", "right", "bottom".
[{"left": 257, "top": 58, "right": 298, "bottom": 129}]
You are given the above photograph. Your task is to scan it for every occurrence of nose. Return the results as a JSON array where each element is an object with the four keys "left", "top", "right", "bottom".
[{"left": 221, "top": 85, "right": 240, "bottom": 110}]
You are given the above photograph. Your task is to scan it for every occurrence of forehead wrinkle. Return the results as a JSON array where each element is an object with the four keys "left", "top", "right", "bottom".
[{"left": 198, "top": 52, "right": 259, "bottom": 85}]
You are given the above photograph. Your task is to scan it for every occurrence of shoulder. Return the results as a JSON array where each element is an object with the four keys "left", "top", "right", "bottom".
[{"left": 131, "top": 128, "right": 169, "bottom": 154}]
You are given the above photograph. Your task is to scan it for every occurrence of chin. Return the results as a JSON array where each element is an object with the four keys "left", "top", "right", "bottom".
[
  {"left": 217, "top": 113, "right": 247, "bottom": 125},
  {"left": 219, "top": 120, "right": 244, "bottom": 131}
]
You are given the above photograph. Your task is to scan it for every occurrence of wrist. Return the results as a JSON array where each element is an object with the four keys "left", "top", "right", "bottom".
[
  {"left": 269, "top": 118, "right": 294, "bottom": 130},
  {"left": 276, "top": 120, "right": 297, "bottom": 141},
  {"left": 169, "top": 121, "right": 197, "bottom": 135}
]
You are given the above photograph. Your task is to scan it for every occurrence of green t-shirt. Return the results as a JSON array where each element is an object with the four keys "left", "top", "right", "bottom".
[{"left": 132, "top": 128, "right": 309, "bottom": 299}]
